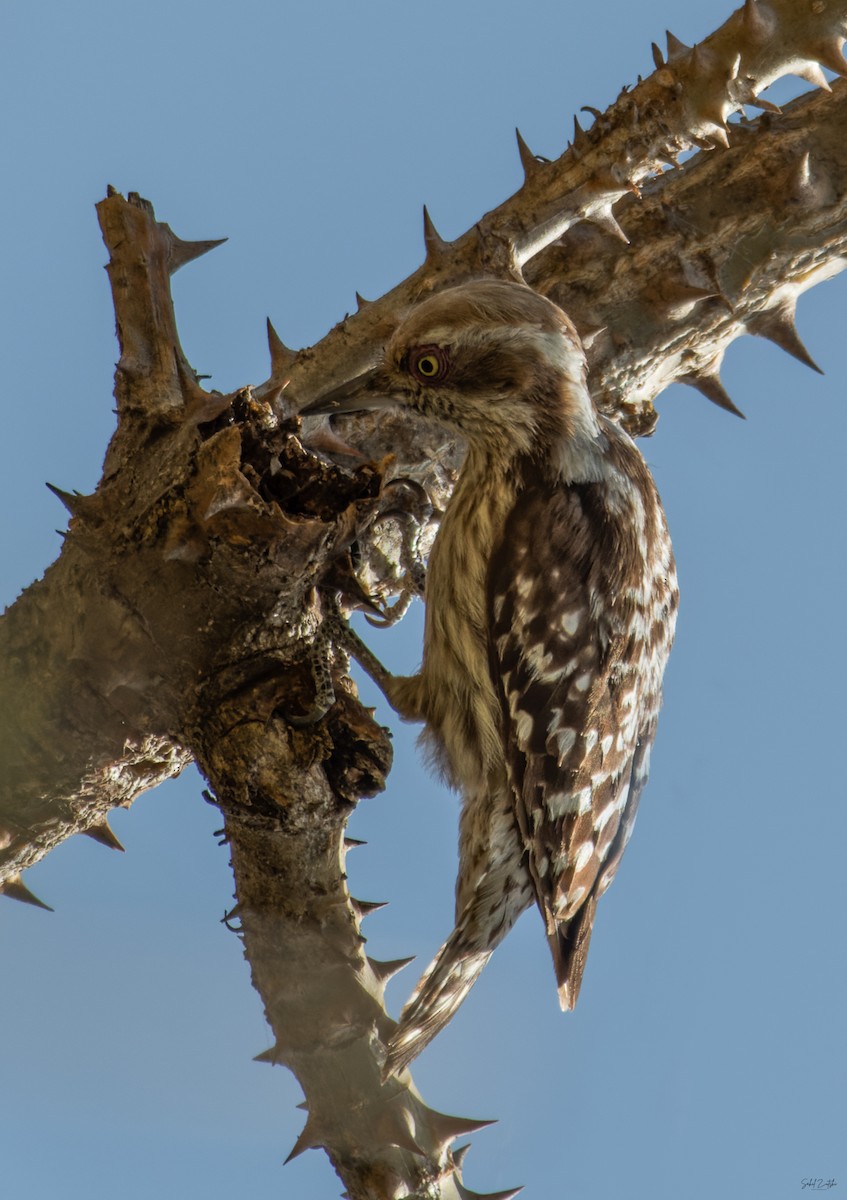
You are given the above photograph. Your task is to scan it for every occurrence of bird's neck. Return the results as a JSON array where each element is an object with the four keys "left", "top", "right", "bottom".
[{"left": 461, "top": 396, "right": 608, "bottom": 489}]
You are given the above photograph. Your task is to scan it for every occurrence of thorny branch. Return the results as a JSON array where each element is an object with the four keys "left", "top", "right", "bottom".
[{"left": 2, "top": 2, "right": 847, "bottom": 1196}]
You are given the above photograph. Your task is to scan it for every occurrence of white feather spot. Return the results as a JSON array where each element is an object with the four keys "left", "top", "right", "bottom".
[
  {"left": 546, "top": 790, "right": 580, "bottom": 817},
  {"left": 554, "top": 727, "right": 577, "bottom": 760},
  {"left": 560, "top": 609, "right": 583, "bottom": 636},
  {"left": 574, "top": 841, "right": 595, "bottom": 871},
  {"left": 525, "top": 641, "right": 555, "bottom": 678},
  {"left": 574, "top": 787, "right": 592, "bottom": 814},
  {"left": 594, "top": 798, "right": 619, "bottom": 834},
  {"left": 514, "top": 710, "right": 533, "bottom": 743},
  {"left": 515, "top": 574, "right": 534, "bottom": 600}
]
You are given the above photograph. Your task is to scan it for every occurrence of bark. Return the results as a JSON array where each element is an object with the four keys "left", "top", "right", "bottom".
[{"left": 2, "top": 2, "right": 847, "bottom": 1195}]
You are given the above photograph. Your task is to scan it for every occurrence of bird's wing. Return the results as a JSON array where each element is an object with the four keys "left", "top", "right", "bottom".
[{"left": 487, "top": 481, "right": 656, "bottom": 1008}]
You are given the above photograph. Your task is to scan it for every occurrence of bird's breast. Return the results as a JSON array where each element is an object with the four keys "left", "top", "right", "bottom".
[{"left": 415, "top": 461, "right": 518, "bottom": 790}]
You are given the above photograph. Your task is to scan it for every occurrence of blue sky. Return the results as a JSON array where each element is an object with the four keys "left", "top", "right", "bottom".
[{"left": 1, "top": 2, "right": 844, "bottom": 1197}]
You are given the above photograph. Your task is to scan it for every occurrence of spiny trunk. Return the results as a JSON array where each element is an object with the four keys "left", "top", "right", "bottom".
[{"left": 2, "top": 2, "right": 846, "bottom": 1195}]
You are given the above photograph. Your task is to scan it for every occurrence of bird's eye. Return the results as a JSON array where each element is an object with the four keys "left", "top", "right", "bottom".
[
  {"left": 417, "top": 355, "right": 440, "bottom": 377},
  {"left": 409, "top": 345, "right": 450, "bottom": 383}
]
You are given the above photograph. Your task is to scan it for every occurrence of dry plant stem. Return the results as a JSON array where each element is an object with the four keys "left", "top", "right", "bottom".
[
  {"left": 3, "top": 66, "right": 846, "bottom": 892},
  {"left": 1, "top": 191, "right": 508, "bottom": 1198},
  {"left": 0, "top": 192, "right": 375, "bottom": 882},
  {"left": 275, "top": 0, "right": 847, "bottom": 411},
  {"left": 0, "top": 2, "right": 845, "bottom": 1191},
  {"left": 296, "top": 80, "right": 847, "bottom": 478},
  {"left": 194, "top": 702, "right": 487, "bottom": 1200},
  {"left": 528, "top": 83, "right": 847, "bottom": 429}
]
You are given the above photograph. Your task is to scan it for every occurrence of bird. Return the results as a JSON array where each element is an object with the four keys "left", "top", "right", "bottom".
[{"left": 304, "top": 278, "right": 679, "bottom": 1077}]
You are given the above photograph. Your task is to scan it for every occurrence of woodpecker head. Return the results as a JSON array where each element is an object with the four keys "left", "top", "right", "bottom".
[{"left": 303, "top": 280, "right": 600, "bottom": 464}]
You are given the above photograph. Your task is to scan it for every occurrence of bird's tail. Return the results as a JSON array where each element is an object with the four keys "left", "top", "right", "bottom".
[
  {"left": 383, "top": 927, "right": 492, "bottom": 1078},
  {"left": 548, "top": 892, "right": 598, "bottom": 1012}
]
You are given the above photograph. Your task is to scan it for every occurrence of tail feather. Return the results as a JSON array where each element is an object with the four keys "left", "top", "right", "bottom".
[
  {"left": 384, "top": 834, "right": 533, "bottom": 1077},
  {"left": 383, "top": 930, "right": 492, "bottom": 1077},
  {"left": 549, "top": 893, "right": 598, "bottom": 1011}
]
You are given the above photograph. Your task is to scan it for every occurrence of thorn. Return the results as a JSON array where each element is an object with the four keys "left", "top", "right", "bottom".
[
  {"left": 1, "top": 874, "right": 54, "bottom": 911},
  {"left": 165, "top": 230, "right": 227, "bottom": 274},
  {"left": 587, "top": 205, "right": 629, "bottom": 245},
  {"left": 455, "top": 1183, "right": 523, "bottom": 1200},
  {"left": 343, "top": 836, "right": 367, "bottom": 851},
  {"left": 380, "top": 1103, "right": 431, "bottom": 1157},
  {"left": 655, "top": 280, "right": 720, "bottom": 319},
  {"left": 366, "top": 955, "right": 416, "bottom": 986},
  {"left": 741, "top": 0, "right": 769, "bottom": 40},
  {"left": 175, "top": 355, "right": 213, "bottom": 410},
  {"left": 569, "top": 319, "right": 607, "bottom": 350},
  {"left": 785, "top": 150, "right": 831, "bottom": 210},
  {"left": 690, "top": 42, "right": 712, "bottom": 75},
  {"left": 707, "top": 123, "right": 730, "bottom": 149},
  {"left": 419, "top": 1106, "right": 496, "bottom": 1151},
  {"left": 221, "top": 904, "right": 241, "bottom": 930},
  {"left": 266, "top": 318, "right": 298, "bottom": 376},
  {"left": 792, "top": 150, "right": 812, "bottom": 196},
  {"left": 665, "top": 30, "right": 691, "bottom": 62},
  {"left": 810, "top": 38, "right": 847, "bottom": 80},
  {"left": 515, "top": 128, "right": 541, "bottom": 181},
  {"left": 305, "top": 424, "right": 364, "bottom": 458},
  {"left": 794, "top": 61, "right": 832, "bottom": 91},
  {"left": 422, "top": 205, "right": 449, "bottom": 261},
  {"left": 355, "top": 291, "right": 372, "bottom": 311},
  {"left": 680, "top": 369, "right": 745, "bottom": 419},
  {"left": 748, "top": 302, "right": 824, "bottom": 374},
  {"left": 284, "top": 1119, "right": 321, "bottom": 1165},
  {"left": 295, "top": 1100, "right": 309, "bottom": 1111},
  {"left": 651, "top": 42, "right": 665, "bottom": 69},
  {"left": 747, "top": 94, "right": 782, "bottom": 115},
  {"left": 45, "top": 482, "right": 90, "bottom": 518},
  {"left": 581, "top": 106, "right": 603, "bottom": 122},
  {"left": 253, "top": 1045, "right": 284, "bottom": 1064},
  {"left": 453, "top": 1144, "right": 472, "bottom": 1171},
  {"left": 572, "top": 115, "right": 589, "bottom": 152},
  {"left": 82, "top": 821, "right": 125, "bottom": 853},
  {"left": 350, "top": 897, "right": 389, "bottom": 919}
]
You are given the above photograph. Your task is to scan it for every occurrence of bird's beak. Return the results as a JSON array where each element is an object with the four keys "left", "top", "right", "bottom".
[{"left": 299, "top": 367, "right": 399, "bottom": 416}]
